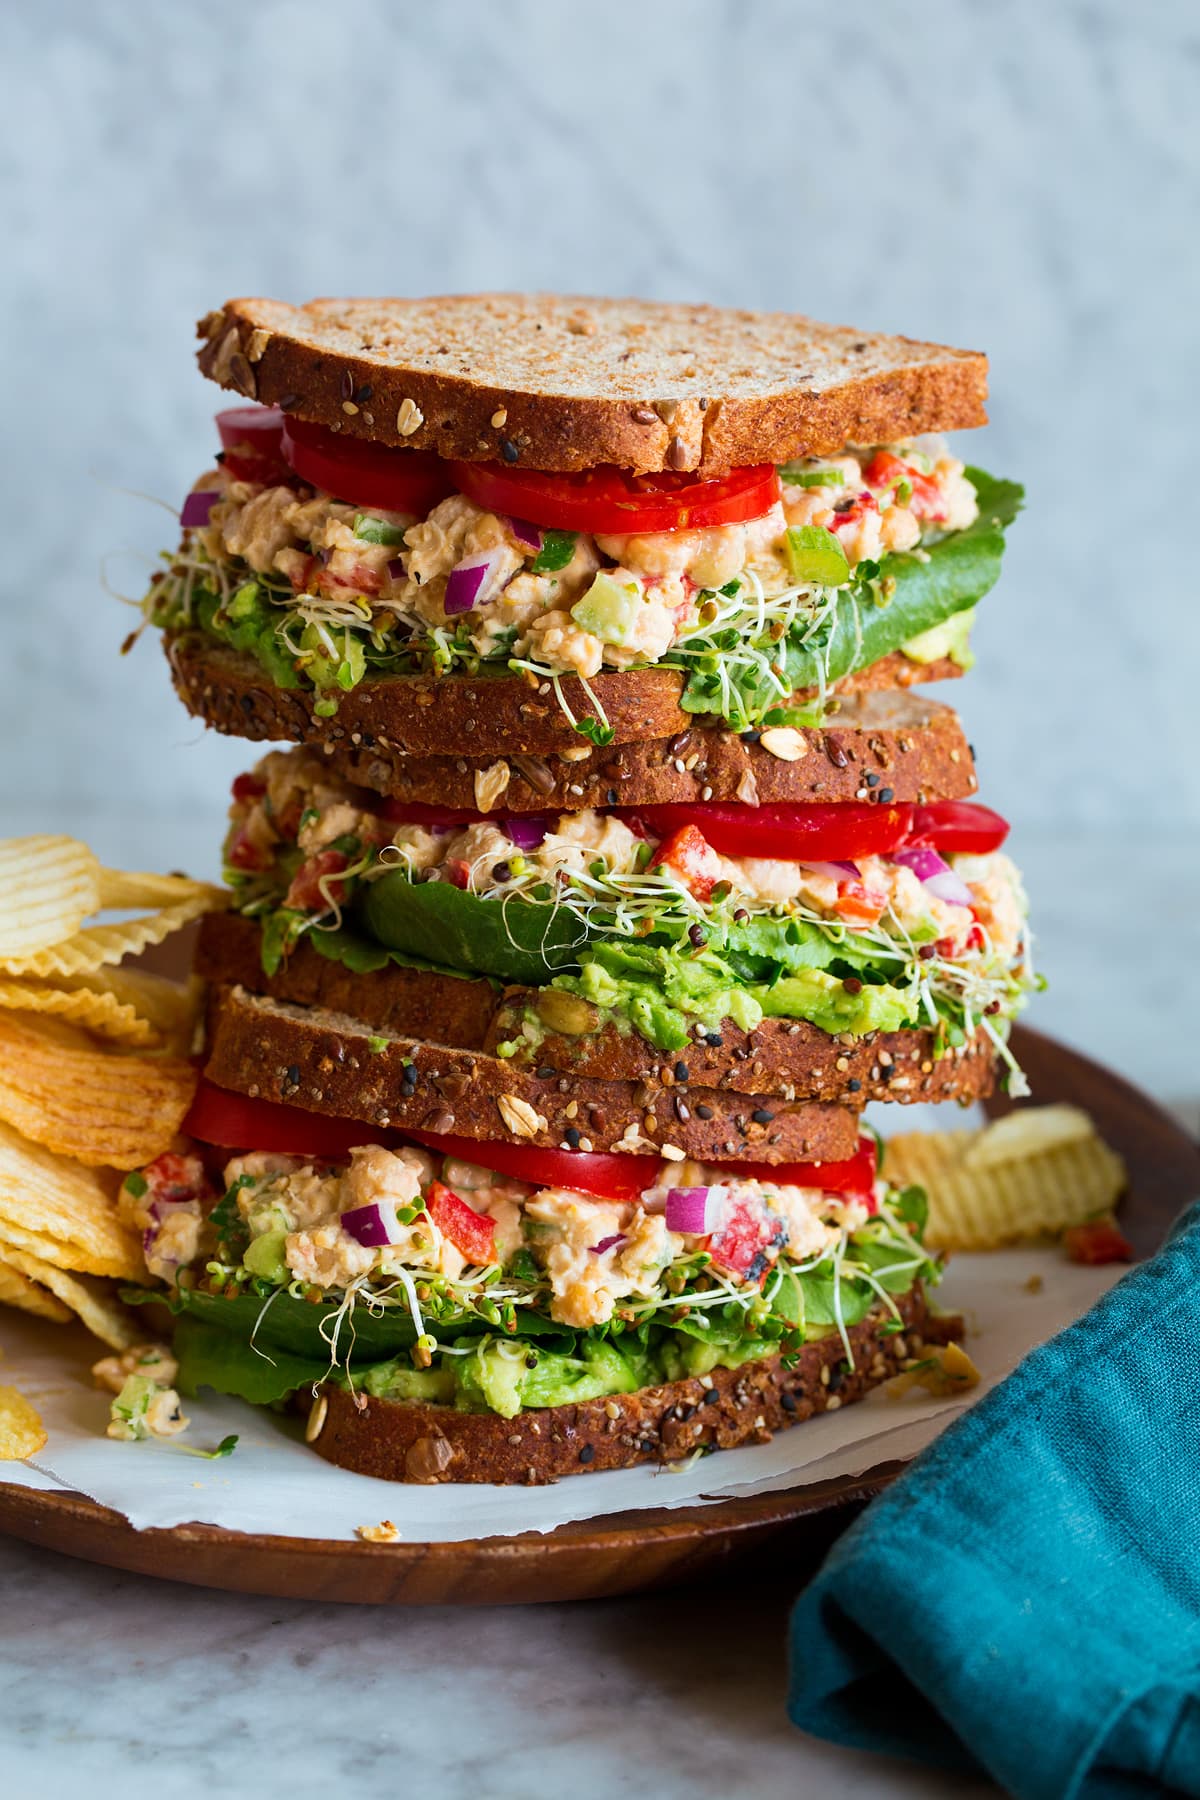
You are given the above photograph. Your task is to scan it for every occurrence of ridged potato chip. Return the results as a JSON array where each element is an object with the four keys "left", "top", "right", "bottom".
[
  {"left": 0, "top": 1256, "right": 71, "bottom": 1324},
  {"left": 885, "top": 1108, "right": 1127, "bottom": 1252},
  {"left": 0, "top": 1118, "right": 144, "bottom": 1277},
  {"left": 0, "top": 1012, "right": 196, "bottom": 1170},
  {"left": 73, "top": 967, "right": 201, "bottom": 1045},
  {"left": 0, "top": 893, "right": 221, "bottom": 980},
  {"left": 0, "top": 977, "right": 157, "bottom": 1044},
  {"left": 0, "top": 1384, "right": 47, "bottom": 1460},
  {"left": 0, "top": 967, "right": 201, "bottom": 1050},
  {"left": 97, "top": 867, "right": 219, "bottom": 912},
  {"left": 961, "top": 1104, "right": 1097, "bottom": 1169},
  {"left": 0, "top": 836, "right": 101, "bottom": 960},
  {"left": 0, "top": 1245, "right": 140, "bottom": 1349}
]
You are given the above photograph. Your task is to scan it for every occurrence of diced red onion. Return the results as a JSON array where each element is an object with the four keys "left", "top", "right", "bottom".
[
  {"left": 801, "top": 860, "right": 860, "bottom": 883},
  {"left": 664, "top": 1187, "right": 724, "bottom": 1234},
  {"left": 444, "top": 551, "right": 502, "bottom": 616},
  {"left": 507, "top": 516, "right": 542, "bottom": 551},
  {"left": 181, "top": 490, "right": 219, "bottom": 528},
  {"left": 341, "top": 1199, "right": 401, "bottom": 1248},
  {"left": 589, "top": 1233, "right": 628, "bottom": 1257},
  {"left": 387, "top": 555, "right": 406, "bottom": 580},
  {"left": 506, "top": 817, "right": 550, "bottom": 851},
  {"left": 893, "top": 847, "right": 973, "bottom": 907}
]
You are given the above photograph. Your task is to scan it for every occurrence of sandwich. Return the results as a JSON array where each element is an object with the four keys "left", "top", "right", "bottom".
[{"left": 120, "top": 292, "right": 1027, "bottom": 1480}]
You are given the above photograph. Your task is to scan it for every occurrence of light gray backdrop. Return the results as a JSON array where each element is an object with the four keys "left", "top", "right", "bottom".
[{"left": 3, "top": 0, "right": 1197, "bottom": 1100}]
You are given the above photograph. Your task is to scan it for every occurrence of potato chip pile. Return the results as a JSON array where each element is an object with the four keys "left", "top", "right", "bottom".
[
  {"left": 885, "top": 1104, "right": 1127, "bottom": 1252},
  {"left": 0, "top": 834, "right": 224, "bottom": 1357}
]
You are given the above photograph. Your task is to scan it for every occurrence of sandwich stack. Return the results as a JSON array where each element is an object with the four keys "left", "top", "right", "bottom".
[{"left": 127, "top": 294, "right": 1030, "bottom": 1482}]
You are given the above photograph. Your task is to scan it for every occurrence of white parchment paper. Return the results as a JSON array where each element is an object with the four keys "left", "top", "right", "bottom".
[
  {"left": 0, "top": 1249, "right": 1120, "bottom": 1542},
  {"left": 0, "top": 1104, "right": 1127, "bottom": 1541}
]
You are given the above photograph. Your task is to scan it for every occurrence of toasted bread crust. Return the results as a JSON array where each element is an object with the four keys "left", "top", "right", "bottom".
[
  {"left": 165, "top": 634, "right": 971, "bottom": 794},
  {"left": 196, "top": 913, "right": 997, "bottom": 1107},
  {"left": 197, "top": 294, "right": 987, "bottom": 475},
  {"left": 202, "top": 983, "right": 865, "bottom": 1164},
  {"left": 309, "top": 1285, "right": 960, "bottom": 1483}
]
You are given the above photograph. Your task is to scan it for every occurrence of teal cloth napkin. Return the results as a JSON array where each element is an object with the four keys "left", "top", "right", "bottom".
[{"left": 788, "top": 1199, "right": 1200, "bottom": 1799}]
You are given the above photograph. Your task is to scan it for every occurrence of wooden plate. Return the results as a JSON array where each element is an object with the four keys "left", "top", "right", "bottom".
[{"left": 1, "top": 1026, "right": 1195, "bottom": 1604}]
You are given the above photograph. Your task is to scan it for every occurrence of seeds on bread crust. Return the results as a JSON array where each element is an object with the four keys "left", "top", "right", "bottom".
[{"left": 195, "top": 293, "right": 987, "bottom": 475}]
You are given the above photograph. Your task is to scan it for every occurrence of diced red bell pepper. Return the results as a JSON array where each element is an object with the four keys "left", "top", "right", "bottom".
[
  {"left": 863, "top": 450, "right": 947, "bottom": 523},
  {"left": 1063, "top": 1220, "right": 1134, "bottom": 1266},
  {"left": 231, "top": 772, "right": 267, "bottom": 804},
  {"left": 226, "top": 825, "right": 273, "bottom": 873},
  {"left": 648, "top": 824, "right": 724, "bottom": 903},
  {"left": 707, "top": 1195, "right": 787, "bottom": 1281},
  {"left": 444, "top": 858, "right": 472, "bottom": 890},
  {"left": 317, "top": 559, "right": 383, "bottom": 597},
  {"left": 828, "top": 489, "right": 878, "bottom": 533},
  {"left": 284, "top": 849, "right": 350, "bottom": 912},
  {"left": 133, "top": 1151, "right": 215, "bottom": 1208},
  {"left": 425, "top": 1180, "right": 497, "bottom": 1265},
  {"left": 834, "top": 880, "right": 888, "bottom": 927}
]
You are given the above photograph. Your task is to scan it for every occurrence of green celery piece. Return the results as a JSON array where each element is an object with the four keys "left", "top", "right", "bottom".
[
  {"left": 785, "top": 525, "right": 851, "bottom": 586},
  {"left": 353, "top": 514, "right": 407, "bottom": 546},
  {"left": 779, "top": 465, "right": 846, "bottom": 488}
]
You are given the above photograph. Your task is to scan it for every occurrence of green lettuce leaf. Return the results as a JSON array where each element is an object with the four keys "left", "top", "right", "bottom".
[
  {"left": 680, "top": 467, "right": 1022, "bottom": 716},
  {"left": 359, "top": 875, "right": 590, "bottom": 985}
]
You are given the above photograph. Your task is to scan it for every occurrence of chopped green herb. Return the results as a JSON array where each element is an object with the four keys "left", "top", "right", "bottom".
[
  {"left": 123, "top": 1171, "right": 148, "bottom": 1199},
  {"left": 530, "top": 530, "right": 578, "bottom": 574},
  {"left": 367, "top": 1035, "right": 388, "bottom": 1055}
]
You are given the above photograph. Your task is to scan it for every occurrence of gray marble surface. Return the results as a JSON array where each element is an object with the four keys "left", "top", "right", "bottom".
[
  {"left": 0, "top": 1534, "right": 995, "bottom": 1800},
  {"left": 2, "top": 3, "right": 1197, "bottom": 1795}
]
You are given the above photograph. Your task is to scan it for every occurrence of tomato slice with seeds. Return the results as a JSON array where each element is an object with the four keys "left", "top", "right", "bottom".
[
  {"left": 182, "top": 1087, "right": 879, "bottom": 1207},
  {"left": 448, "top": 459, "right": 781, "bottom": 535},
  {"left": 280, "top": 417, "right": 455, "bottom": 515},
  {"left": 184, "top": 1080, "right": 380, "bottom": 1161},
  {"left": 216, "top": 406, "right": 289, "bottom": 484},
  {"left": 907, "top": 801, "right": 1010, "bottom": 856},
  {"left": 631, "top": 801, "right": 913, "bottom": 863}
]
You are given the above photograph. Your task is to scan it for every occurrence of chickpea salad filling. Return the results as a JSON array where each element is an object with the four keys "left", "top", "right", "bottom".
[
  {"left": 119, "top": 1133, "right": 939, "bottom": 1419},
  {"left": 223, "top": 751, "right": 1036, "bottom": 1073},
  {"left": 139, "top": 405, "right": 1022, "bottom": 737}
]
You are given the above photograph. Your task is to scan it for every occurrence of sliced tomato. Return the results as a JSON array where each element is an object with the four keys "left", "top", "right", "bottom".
[
  {"left": 630, "top": 801, "right": 913, "bottom": 863},
  {"left": 424, "top": 1180, "right": 496, "bottom": 1264},
  {"left": 1063, "top": 1220, "right": 1134, "bottom": 1266},
  {"left": 647, "top": 824, "right": 724, "bottom": 902},
  {"left": 183, "top": 1080, "right": 380, "bottom": 1161},
  {"left": 216, "top": 406, "right": 289, "bottom": 485},
  {"left": 448, "top": 459, "right": 780, "bottom": 535},
  {"left": 733, "top": 1139, "right": 879, "bottom": 1209},
  {"left": 281, "top": 417, "right": 455, "bottom": 514},
  {"left": 403, "top": 1129, "right": 652, "bottom": 1201},
  {"left": 908, "top": 801, "right": 1010, "bottom": 856}
]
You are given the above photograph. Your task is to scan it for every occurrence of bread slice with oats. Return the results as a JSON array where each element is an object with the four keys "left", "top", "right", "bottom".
[{"left": 197, "top": 291, "right": 988, "bottom": 476}]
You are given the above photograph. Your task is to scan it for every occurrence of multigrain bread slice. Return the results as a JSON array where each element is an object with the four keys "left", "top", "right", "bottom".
[
  {"left": 196, "top": 913, "right": 997, "bottom": 1108},
  {"left": 202, "top": 983, "right": 865, "bottom": 1164},
  {"left": 316, "top": 685, "right": 977, "bottom": 811},
  {"left": 165, "top": 632, "right": 972, "bottom": 785},
  {"left": 307, "top": 1285, "right": 961, "bottom": 1483},
  {"left": 197, "top": 294, "right": 988, "bottom": 476}
]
